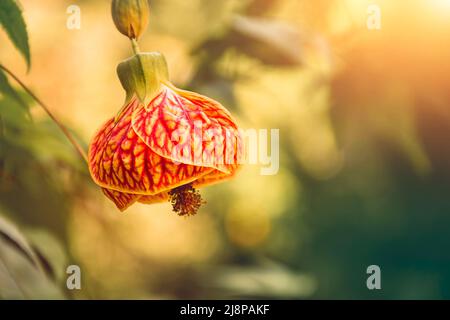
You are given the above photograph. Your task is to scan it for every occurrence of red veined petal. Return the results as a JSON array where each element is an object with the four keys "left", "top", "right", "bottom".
[
  {"left": 138, "top": 191, "right": 169, "bottom": 205},
  {"left": 102, "top": 188, "right": 140, "bottom": 211},
  {"left": 193, "top": 164, "right": 240, "bottom": 189},
  {"left": 102, "top": 188, "right": 170, "bottom": 211},
  {"left": 131, "top": 84, "right": 243, "bottom": 174},
  {"left": 88, "top": 97, "right": 214, "bottom": 195}
]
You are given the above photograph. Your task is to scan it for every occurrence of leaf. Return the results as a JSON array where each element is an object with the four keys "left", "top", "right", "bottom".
[
  {"left": 229, "top": 15, "right": 303, "bottom": 66},
  {"left": 0, "top": 0, "right": 31, "bottom": 68},
  {"left": 0, "top": 69, "right": 28, "bottom": 111},
  {"left": 193, "top": 15, "right": 305, "bottom": 67},
  {"left": 25, "top": 229, "right": 68, "bottom": 282},
  {"left": 0, "top": 214, "right": 40, "bottom": 268},
  {"left": 211, "top": 261, "right": 316, "bottom": 298},
  {"left": 0, "top": 213, "right": 65, "bottom": 299}
]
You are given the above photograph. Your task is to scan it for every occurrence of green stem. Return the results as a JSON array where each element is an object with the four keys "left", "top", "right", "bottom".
[
  {"left": 0, "top": 64, "right": 88, "bottom": 163},
  {"left": 130, "top": 38, "right": 141, "bottom": 55}
]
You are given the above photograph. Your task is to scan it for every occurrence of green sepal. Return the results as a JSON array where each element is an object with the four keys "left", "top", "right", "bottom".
[{"left": 117, "top": 52, "right": 169, "bottom": 107}]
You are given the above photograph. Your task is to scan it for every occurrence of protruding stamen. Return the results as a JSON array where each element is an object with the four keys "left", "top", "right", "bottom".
[{"left": 168, "top": 184, "right": 205, "bottom": 216}]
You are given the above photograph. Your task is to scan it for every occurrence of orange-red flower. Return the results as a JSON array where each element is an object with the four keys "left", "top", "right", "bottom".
[{"left": 88, "top": 81, "right": 242, "bottom": 214}]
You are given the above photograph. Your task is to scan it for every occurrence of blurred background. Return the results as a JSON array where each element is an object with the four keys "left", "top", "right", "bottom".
[{"left": 1, "top": 0, "right": 450, "bottom": 299}]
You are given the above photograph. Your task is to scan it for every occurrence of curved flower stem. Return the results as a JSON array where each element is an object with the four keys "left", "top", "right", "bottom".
[
  {"left": 0, "top": 64, "right": 88, "bottom": 163},
  {"left": 130, "top": 38, "right": 141, "bottom": 55}
]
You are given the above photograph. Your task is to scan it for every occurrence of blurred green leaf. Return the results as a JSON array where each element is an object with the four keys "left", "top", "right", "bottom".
[
  {"left": 229, "top": 15, "right": 303, "bottom": 66},
  {"left": 0, "top": 92, "right": 31, "bottom": 134},
  {"left": 0, "top": 0, "right": 31, "bottom": 68},
  {"left": 0, "top": 213, "right": 64, "bottom": 299},
  {"left": 0, "top": 212, "right": 40, "bottom": 267},
  {"left": 0, "top": 87, "right": 88, "bottom": 243},
  {"left": 26, "top": 228, "right": 68, "bottom": 282},
  {"left": 0, "top": 70, "right": 28, "bottom": 111},
  {"left": 211, "top": 261, "right": 316, "bottom": 299},
  {"left": 195, "top": 15, "right": 304, "bottom": 67}
]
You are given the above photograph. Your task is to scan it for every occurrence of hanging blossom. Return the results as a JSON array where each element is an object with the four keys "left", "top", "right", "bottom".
[
  {"left": 88, "top": 53, "right": 243, "bottom": 215},
  {"left": 88, "top": 1, "right": 243, "bottom": 215}
]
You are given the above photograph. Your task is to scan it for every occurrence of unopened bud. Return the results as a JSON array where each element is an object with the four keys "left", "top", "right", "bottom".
[{"left": 111, "top": 0, "right": 150, "bottom": 39}]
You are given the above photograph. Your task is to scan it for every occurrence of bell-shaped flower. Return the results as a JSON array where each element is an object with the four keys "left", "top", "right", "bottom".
[{"left": 88, "top": 52, "right": 242, "bottom": 215}]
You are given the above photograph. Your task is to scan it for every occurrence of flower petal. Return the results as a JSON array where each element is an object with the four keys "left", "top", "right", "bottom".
[
  {"left": 89, "top": 98, "right": 213, "bottom": 194},
  {"left": 102, "top": 188, "right": 169, "bottom": 211},
  {"left": 132, "top": 84, "right": 243, "bottom": 174},
  {"left": 193, "top": 165, "right": 240, "bottom": 189},
  {"left": 102, "top": 188, "right": 140, "bottom": 211},
  {"left": 138, "top": 191, "right": 169, "bottom": 205}
]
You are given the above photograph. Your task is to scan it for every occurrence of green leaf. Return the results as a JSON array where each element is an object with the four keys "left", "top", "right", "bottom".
[
  {"left": 0, "top": 69, "right": 28, "bottom": 111},
  {"left": 0, "top": 213, "right": 65, "bottom": 299},
  {"left": 0, "top": 213, "right": 41, "bottom": 269},
  {"left": 229, "top": 15, "right": 303, "bottom": 66},
  {"left": 0, "top": 0, "right": 31, "bottom": 69}
]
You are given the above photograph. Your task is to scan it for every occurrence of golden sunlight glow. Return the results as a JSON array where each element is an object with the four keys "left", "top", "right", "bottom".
[{"left": 427, "top": 0, "right": 450, "bottom": 9}]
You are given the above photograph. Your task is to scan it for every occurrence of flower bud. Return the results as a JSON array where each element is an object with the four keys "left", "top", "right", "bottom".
[{"left": 111, "top": 0, "right": 150, "bottom": 39}]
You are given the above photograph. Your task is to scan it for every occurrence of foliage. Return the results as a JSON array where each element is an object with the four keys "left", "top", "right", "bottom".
[
  {"left": 0, "top": 214, "right": 65, "bottom": 299},
  {"left": 0, "top": 0, "right": 88, "bottom": 299},
  {"left": 0, "top": 0, "right": 30, "bottom": 68}
]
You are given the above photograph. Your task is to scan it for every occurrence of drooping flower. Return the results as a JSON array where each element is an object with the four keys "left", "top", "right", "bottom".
[{"left": 88, "top": 53, "right": 242, "bottom": 215}]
